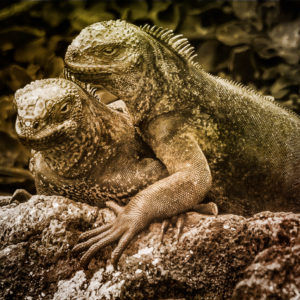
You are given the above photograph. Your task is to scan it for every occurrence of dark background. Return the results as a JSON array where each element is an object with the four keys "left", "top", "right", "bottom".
[{"left": 0, "top": 0, "right": 300, "bottom": 195}]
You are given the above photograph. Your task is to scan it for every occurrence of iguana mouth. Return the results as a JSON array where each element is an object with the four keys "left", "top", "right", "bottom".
[
  {"left": 64, "top": 67, "right": 105, "bottom": 86},
  {"left": 17, "top": 119, "right": 76, "bottom": 150},
  {"left": 64, "top": 60, "right": 112, "bottom": 74},
  {"left": 64, "top": 67, "right": 118, "bottom": 104}
]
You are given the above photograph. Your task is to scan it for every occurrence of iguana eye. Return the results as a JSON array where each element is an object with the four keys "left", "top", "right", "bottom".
[
  {"left": 60, "top": 103, "right": 69, "bottom": 113},
  {"left": 102, "top": 47, "right": 117, "bottom": 56}
]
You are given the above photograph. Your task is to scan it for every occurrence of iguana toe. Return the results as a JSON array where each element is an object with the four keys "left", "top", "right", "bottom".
[
  {"left": 79, "top": 227, "right": 125, "bottom": 268},
  {"left": 78, "top": 223, "right": 112, "bottom": 242},
  {"left": 74, "top": 201, "right": 145, "bottom": 268},
  {"left": 158, "top": 213, "right": 186, "bottom": 243},
  {"left": 159, "top": 219, "right": 170, "bottom": 243},
  {"left": 73, "top": 228, "right": 113, "bottom": 253},
  {"left": 159, "top": 202, "right": 218, "bottom": 243},
  {"left": 193, "top": 202, "right": 218, "bottom": 216},
  {"left": 11, "top": 189, "right": 32, "bottom": 203},
  {"left": 174, "top": 214, "right": 186, "bottom": 242}
]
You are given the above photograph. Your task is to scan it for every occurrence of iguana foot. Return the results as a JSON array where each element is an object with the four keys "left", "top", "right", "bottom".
[
  {"left": 11, "top": 189, "right": 32, "bottom": 203},
  {"left": 0, "top": 189, "right": 32, "bottom": 207},
  {"left": 159, "top": 214, "right": 185, "bottom": 243},
  {"left": 159, "top": 202, "right": 218, "bottom": 243},
  {"left": 193, "top": 202, "right": 218, "bottom": 216},
  {"left": 73, "top": 201, "right": 146, "bottom": 268}
]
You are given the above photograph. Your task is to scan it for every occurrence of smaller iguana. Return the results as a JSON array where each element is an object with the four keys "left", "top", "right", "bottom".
[{"left": 14, "top": 78, "right": 217, "bottom": 266}]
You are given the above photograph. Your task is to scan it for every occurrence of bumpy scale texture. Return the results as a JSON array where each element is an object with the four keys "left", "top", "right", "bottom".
[
  {"left": 65, "top": 20, "right": 300, "bottom": 214},
  {"left": 14, "top": 77, "right": 218, "bottom": 266},
  {"left": 64, "top": 19, "right": 300, "bottom": 265},
  {"left": 14, "top": 78, "right": 168, "bottom": 207},
  {"left": 1, "top": 195, "right": 299, "bottom": 299}
]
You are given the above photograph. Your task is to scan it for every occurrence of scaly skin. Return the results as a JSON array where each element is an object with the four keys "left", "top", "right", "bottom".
[
  {"left": 64, "top": 20, "right": 300, "bottom": 265},
  {"left": 14, "top": 78, "right": 169, "bottom": 206},
  {"left": 14, "top": 78, "right": 217, "bottom": 267}
]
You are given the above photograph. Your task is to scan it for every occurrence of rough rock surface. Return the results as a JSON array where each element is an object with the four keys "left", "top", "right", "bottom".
[
  {"left": 0, "top": 195, "right": 299, "bottom": 300},
  {"left": 232, "top": 243, "right": 300, "bottom": 300}
]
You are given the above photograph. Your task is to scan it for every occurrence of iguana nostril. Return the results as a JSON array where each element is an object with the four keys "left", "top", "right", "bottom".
[{"left": 33, "top": 121, "right": 39, "bottom": 129}]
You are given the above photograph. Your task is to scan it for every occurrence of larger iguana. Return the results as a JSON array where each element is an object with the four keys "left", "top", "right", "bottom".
[
  {"left": 64, "top": 20, "right": 300, "bottom": 265},
  {"left": 14, "top": 78, "right": 217, "bottom": 266}
]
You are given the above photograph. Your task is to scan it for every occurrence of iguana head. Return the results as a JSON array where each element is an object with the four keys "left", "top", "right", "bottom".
[
  {"left": 64, "top": 20, "right": 196, "bottom": 105},
  {"left": 65, "top": 20, "right": 145, "bottom": 100},
  {"left": 14, "top": 79, "right": 84, "bottom": 150}
]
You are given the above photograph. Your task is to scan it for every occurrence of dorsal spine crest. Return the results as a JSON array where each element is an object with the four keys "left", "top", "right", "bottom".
[
  {"left": 140, "top": 23, "right": 276, "bottom": 102},
  {"left": 140, "top": 24, "right": 197, "bottom": 64}
]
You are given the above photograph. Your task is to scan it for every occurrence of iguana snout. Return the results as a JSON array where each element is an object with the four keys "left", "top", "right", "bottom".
[
  {"left": 15, "top": 114, "right": 77, "bottom": 150},
  {"left": 16, "top": 116, "right": 43, "bottom": 140}
]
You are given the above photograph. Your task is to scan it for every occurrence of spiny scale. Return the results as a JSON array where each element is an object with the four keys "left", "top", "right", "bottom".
[
  {"left": 140, "top": 23, "right": 279, "bottom": 105},
  {"left": 141, "top": 24, "right": 197, "bottom": 64}
]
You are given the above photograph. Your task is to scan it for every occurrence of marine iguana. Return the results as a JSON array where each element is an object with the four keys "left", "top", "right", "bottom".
[
  {"left": 14, "top": 78, "right": 217, "bottom": 266},
  {"left": 64, "top": 19, "right": 300, "bottom": 266}
]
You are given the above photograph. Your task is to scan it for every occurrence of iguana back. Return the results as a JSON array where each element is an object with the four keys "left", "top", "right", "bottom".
[{"left": 188, "top": 71, "right": 300, "bottom": 213}]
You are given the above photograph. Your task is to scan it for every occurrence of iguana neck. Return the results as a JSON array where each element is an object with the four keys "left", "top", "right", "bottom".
[
  {"left": 131, "top": 39, "right": 203, "bottom": 124},
  {"left": 129, "top": 67, "right": 164, "bottom": 124},
  {"left": 127, "top": 63, "right": 197, "bottom": 125}
]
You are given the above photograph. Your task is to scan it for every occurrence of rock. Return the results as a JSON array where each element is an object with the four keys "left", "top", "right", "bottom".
[
  {"left": 0, "top": 195, "right": 299, "bottom": 299},
  {"left": 0, "top": 195, "right": 100, "bottom": 299},
  {"left": 232, "top": 243, "right": 300, "bottom": 300}
]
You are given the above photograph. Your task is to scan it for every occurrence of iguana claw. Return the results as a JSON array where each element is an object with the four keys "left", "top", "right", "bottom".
[
  {"left": 74, "top": 201, "right": 140, "bottom": 268},
  {"left": 159, "top": 202, "right": 218, "bottom": 244}
]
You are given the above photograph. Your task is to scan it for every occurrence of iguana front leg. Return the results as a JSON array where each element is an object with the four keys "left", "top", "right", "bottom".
[
  {"left": 74, "top": 114, "right": 212, "bottom": 267},
  {"left": 74, "top": 201, "right": 217, "bottom": 267}
]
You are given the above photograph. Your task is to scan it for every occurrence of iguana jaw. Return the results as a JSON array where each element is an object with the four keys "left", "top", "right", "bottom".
[
  {"left": 64, "top": 61, "right": 112, "bottom": 75},
  {"left": 16, "top": 118, "right": 77, "bottom": 150},
  {"left": 64, "top": 66, "right": 119, "bottom": 103},
  {"left": 64, "top": 66, "right": 105, "bottom": 88}
]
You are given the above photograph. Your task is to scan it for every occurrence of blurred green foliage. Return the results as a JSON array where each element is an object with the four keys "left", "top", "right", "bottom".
[{"left": 0, "top": 0, "right": 299, "bottom": 194}]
